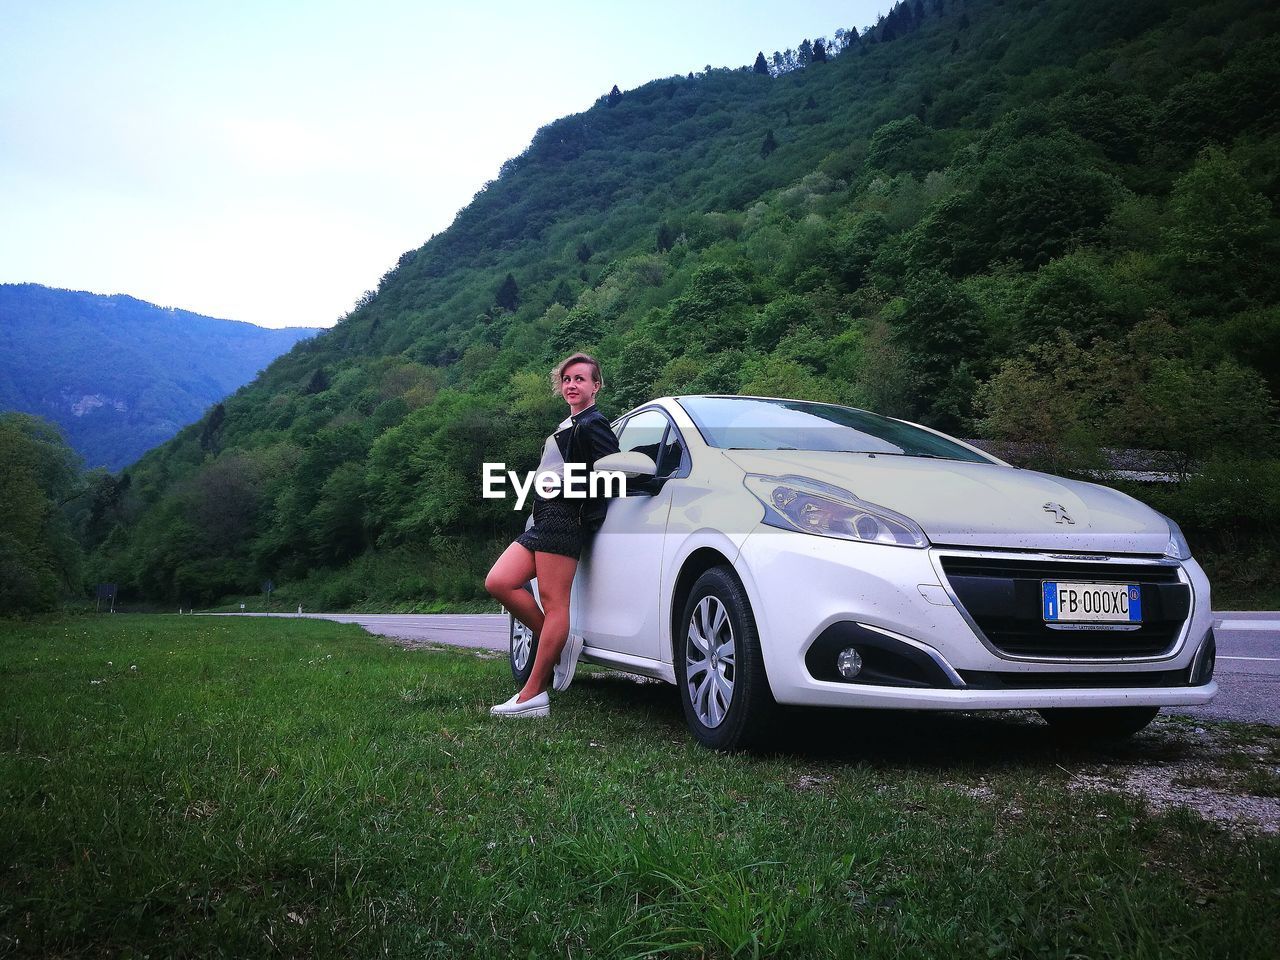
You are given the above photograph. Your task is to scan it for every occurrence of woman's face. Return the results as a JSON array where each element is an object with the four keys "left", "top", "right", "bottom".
[{"left": 560, "top": 361, "right": 600, "bottom": 412}]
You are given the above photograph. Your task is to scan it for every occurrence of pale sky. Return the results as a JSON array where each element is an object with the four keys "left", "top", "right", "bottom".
[{"left": 1, "top": 1, "right": 880, "bottom": 329}]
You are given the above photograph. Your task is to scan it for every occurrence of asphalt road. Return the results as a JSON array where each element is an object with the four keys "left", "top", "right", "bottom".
[
  {"left": 212, "top": 611, "right": 1279, "bottom": 726},
  {"left": 1179, "top": 611, "right": 1280, "bottom": 726}
]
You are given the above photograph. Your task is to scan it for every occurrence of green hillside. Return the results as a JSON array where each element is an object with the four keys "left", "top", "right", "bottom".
[
  {"left": 86, "top": 0, "right": 1280, "bottom": 609},
  {"left": 0, "top": 284, "right": 319, "bottom": 470}
]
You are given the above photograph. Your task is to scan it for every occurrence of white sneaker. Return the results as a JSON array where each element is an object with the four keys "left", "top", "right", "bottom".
[
  {"left": 489, "top": 691, "right": 550, "bottom": 718},
  {"left": 553, "top": 634, "right": 585, "bottom": 692}
]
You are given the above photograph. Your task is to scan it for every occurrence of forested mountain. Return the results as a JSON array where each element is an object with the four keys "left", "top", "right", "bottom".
[
  {"left": 0, "top": 284, "right": 319, "bottom": 470},
  {"left": 83, "top": 0, "right": 1280, "bottom": 609}
]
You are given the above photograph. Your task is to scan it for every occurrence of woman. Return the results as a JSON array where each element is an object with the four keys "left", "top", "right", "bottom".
[{"left": 485, "top": 352, "right": 620, "bottom": 718}]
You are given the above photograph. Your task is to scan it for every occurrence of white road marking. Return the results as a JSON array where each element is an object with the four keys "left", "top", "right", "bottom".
[
  {"left": 1215, "top": 620, "right": 1280, "bottom": 630},
  {"left": 1218, "top": 656, "right": 1280, "bottom": 663}
]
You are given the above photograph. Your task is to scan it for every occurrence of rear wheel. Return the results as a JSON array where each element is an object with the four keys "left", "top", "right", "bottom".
[
  {"left": 675, "top": 567, "right": 777, "bottom": 751},
  {"left": 508, "top": 584, "right": 538, "bottom": 685},
  {"left": 1038, "top": 706, "right": 1159, "bottom": 740}
]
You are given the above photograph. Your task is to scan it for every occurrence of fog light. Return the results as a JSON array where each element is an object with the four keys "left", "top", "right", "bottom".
[{"left": 837, "top": 646, "right": 863, "bottom": 679}]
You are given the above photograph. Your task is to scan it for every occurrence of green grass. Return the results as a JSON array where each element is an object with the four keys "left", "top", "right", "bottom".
[{"left": 1, "top": 615, "right": 1277, "bottom": 958}]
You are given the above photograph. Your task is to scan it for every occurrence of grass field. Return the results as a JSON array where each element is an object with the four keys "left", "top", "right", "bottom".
[{"left": 1, "top": 615, "right": 1277, "bottom": 958}]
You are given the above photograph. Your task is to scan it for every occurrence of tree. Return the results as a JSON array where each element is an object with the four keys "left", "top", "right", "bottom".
[
  {"left": 605, "top": 337, "right": 668, "bottom": 411},
  {"left": 1136, "top": 358, "right": 1277, "bottom": 480},
  {"left": 656, "top": 221, "right": 677, "bottom": 253},
  {"left": 739, "top": 355, "right": 838, "bottom": 403},
  {"left": 0, "top": 414, "right": 84, "bottom": 613},
  {"left": 308, "top": 461, "right": 368, "bottom": 563},
  {"left": 1017, "top": 252, "right": 1138, "bottom": 347},
  {"left": 495, "top": 272, "right": 520, "bottom": 311},
  {"left": 832, "top": 213, "right": 892, "bottom": 291},
  {"left": 606, "top": 84, "right": 622, "bottom": 107},
  {"left": 865, "top": 116, "right": 939, "bottom": 175},
  {"left": 551, "top": 307, "right": 604, "bottom": 353},
  {"left": 753, "top": 52, "right": 769, "bottom": 75},
  {"left": 304, "top": 369, "right": 329, "bottom": 395},
  {"left": 976, "top": 332, "right": 1121, "bottom": 475},
  {"left": 82, "top": 469, "right": 130, "bottom": 548},
  {"left": 664, "top": 264, "right": 750, "bottom": 352},
  {"left": 752, "top": 294, "right": 811, "bottom": 351},
  {"left": 576, "top": 241, "right": 592, "bottom": 263},
  {"left": 760, "top": 129, "right": 778, "bottom": 158},
  {"left": 550, "top": 278, "right": 575, "bottom": 307},
  {"left": 978, "top": 321, "right": 1278, "bottom": 481},
  {"left": 190, "top": 452, "right": 265, "bottom": 554},
  {"left": 906, "top": 135, "right": 1121, "bottom": 275},
  {"left": 798, "top": 39, "right": 813, "bottom": 66},
  {"left": 1164, "top": 145, "right": 1275, "bottom": 310},
  {"left": 813, "top": 39, "right": 828, "bottom": 63},
  {"left": 888, "top": 271, "right": 987, "bottom": 429},
  {"left": 199, "top": 402, "right": 226, "bottom": 451}
]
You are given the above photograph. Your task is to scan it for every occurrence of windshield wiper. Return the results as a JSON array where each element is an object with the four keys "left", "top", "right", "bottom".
[
  {"left": 728, "top": 447, "right": 964, "bottom": 461},
  {"left": 839, "top": 450, "right": 960, "bottom": 461}
]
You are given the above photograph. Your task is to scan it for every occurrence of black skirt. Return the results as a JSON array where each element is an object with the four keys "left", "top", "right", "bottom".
[{"left": 515, "top": 496, "right": 584, "bottom": 560}]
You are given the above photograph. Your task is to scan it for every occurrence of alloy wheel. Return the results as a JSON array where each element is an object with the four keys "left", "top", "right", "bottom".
[
  {"left": 686, "top": 595, "right": 736, "bottom": 728},
  {"left": 512, "top": 619, "right": 534, "bottom": 671}
]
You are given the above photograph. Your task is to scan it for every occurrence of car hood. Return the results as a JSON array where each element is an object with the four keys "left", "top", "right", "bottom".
[{"left": 722, "top": 449, "right": 1171, "bottom": 554}]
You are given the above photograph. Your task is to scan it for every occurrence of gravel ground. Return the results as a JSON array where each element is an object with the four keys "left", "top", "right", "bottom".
[{"left": 1062, "top": 718, "right": 1280, "bottom": 835}]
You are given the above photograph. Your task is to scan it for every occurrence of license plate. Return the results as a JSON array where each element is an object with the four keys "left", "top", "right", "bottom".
[{"left": 1043, "top": 582, "right": 1142, "bottom": 623}]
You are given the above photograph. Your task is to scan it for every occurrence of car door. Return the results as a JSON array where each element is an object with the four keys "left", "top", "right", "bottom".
[{"left": 574, "top": 408, "right": 687, "bottom": 662}]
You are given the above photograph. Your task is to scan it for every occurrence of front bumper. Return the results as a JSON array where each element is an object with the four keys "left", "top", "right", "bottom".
[{"left": 734, "top": 529, "right": 1218, "bottom": 710}]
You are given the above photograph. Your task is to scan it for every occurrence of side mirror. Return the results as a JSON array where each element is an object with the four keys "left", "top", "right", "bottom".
[{"left": 595, "top": 451, "right": 657, "bottom": 478}]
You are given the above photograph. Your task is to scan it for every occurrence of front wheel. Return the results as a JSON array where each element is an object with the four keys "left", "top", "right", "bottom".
[
  {"left": 1038, "top": 706, "right": 1160, "bottom": 741},
  {"left": 675, "top": 566, "right": 777, "bottom": 751}
]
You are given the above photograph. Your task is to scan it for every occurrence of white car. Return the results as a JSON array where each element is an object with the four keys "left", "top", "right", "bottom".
[{"left": 509, "top": 395, "right": 1217, "bottom": 750}]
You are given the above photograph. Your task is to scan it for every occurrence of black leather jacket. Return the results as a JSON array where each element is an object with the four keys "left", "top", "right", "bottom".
[{"left": 552, "top": 403, "right": 621, "bottom": 530}]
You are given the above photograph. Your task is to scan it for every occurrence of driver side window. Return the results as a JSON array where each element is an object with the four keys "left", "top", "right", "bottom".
[{"left": 615, "top": 409, "right": 685, "bottom": 479}]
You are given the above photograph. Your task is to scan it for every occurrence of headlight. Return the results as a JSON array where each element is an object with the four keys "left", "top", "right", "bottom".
[
  {"left": 744, "top": 474, "right": 928, "bottom": 548},
  {"left": 1161, "top": 513, "right": 1192, "bottom": 560}
]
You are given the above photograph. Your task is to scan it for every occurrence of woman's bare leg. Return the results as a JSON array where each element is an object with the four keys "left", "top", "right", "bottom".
[
  {"left": 485, "top": 542, "right": 544, "bottom": 641},
  {"left": 518, "top": 551, "right": 577, "bottom": 700}
]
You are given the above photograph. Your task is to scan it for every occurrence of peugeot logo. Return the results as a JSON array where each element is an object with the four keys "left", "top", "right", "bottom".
[{"left": 1043, "top": 502, "right": 1075, "bottom": 524}]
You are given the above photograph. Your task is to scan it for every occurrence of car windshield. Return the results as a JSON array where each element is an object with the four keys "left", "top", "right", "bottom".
[{"left": 676, "top": 396, "right": 993, "bottom": 463}]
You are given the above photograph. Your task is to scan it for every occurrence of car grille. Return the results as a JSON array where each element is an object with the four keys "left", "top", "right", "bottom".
[{"left": 938, "top": 555, "right": 1190, "bottom": 660}]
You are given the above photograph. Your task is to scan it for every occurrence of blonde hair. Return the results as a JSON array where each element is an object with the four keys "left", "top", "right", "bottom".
[{"left": 551, "top": 352, "right": 603, "bottom": 396}]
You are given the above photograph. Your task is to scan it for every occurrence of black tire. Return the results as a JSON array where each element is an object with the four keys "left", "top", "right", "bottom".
[
  {"left": 509, "top": 583, "right": 538, "bottom": 685},
  {"left": 1038, "top": 706, "right": 1160, "bottom": 741},
  {"left": 675, "top": 567, "right": 778, "bottom": 751}
]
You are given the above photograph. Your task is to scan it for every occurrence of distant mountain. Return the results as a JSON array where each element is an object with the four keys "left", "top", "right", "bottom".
[{"left": 0, "top": 284, "right": 319, "bottom": 470}]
